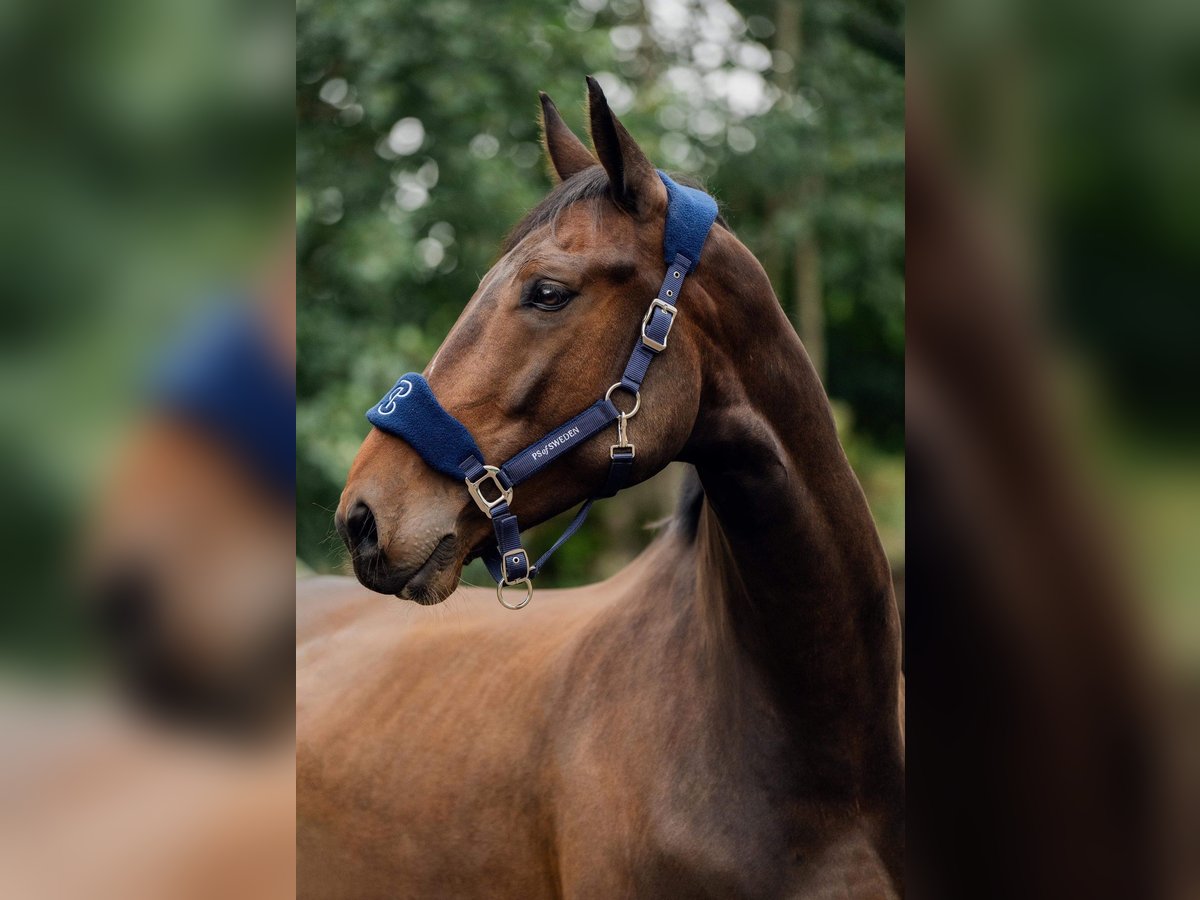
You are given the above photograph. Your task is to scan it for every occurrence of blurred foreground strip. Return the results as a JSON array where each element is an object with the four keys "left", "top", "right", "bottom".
[
  {"left": 908, "top": 0, "right": 1199, "bottom": 894},
  {"left": 0, "top": 0, "right": 294, "bottom": 896},
  {"left": 0, "top": 690, "right": 295, "bottom": 900}
]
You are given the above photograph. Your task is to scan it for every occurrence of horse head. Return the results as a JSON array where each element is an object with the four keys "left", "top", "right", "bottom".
[{"left": 337, "top": 78, "right": 761, "bottom": 605}]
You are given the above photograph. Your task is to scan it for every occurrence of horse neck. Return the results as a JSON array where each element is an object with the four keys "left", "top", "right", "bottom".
[{"left": 680, "top": 235, "right": 902, "bottom": 788}]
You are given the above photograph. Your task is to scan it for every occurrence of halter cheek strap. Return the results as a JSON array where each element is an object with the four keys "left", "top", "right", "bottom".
[{"left": 366, "top": 171, "right": 717, "bottom": 608}]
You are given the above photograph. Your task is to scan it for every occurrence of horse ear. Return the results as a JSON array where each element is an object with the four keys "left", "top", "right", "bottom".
[
  {"left": 539, "top": 92, "right": 594, "bottom": 182},
  {"left": 585, "top": 75, "right": 665, "bottom": 214}
]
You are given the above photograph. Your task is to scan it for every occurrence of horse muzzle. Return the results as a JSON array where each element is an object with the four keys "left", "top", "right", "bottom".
[{"left": 335, "top": 494, "right": 462, "bottom": 604}]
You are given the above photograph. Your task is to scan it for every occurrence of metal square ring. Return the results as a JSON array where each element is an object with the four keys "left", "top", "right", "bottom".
[{"left": 465, "top": 465, "right": 513, "bottom": 516}]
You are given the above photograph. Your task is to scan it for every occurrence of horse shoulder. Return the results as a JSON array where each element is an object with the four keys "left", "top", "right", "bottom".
[{"left": 543, "top": 589, "right": 790, "bottom": 896}]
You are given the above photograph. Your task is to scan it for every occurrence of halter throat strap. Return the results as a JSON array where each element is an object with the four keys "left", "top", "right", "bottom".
[{"left": 365, "top": 171, "right": 717, "bottom": 608}]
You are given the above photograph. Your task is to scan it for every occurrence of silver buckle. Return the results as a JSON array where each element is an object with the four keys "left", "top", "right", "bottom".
[
  {"left": 641, "top": 299, "right": 677, "bottom": 352},
  {"left": 500, "top": 549, "right": 528, "bottom": 584},
  {"left": 464, "top": 465, "right": 513, "bottom": 517}
]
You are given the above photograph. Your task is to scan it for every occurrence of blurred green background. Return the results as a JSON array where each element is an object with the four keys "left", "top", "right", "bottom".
[
  {"left": 0, "top": 0, "right": 291, "bottom": 671},
  {"left": 296, "top": 0, "right": 906, "bottom": 584}
]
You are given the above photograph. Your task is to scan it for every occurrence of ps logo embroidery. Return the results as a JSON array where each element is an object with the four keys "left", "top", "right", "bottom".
[{"left": 377, "top": 379, "right": 413, "bottom": 415}]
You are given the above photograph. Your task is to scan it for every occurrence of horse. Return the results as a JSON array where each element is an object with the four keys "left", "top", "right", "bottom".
[
  {"left": 83, "top": 242, "right": 296, "bottom": 736},
  {"left": 298, "top": 78, "right": 904, "bottom": 898}
]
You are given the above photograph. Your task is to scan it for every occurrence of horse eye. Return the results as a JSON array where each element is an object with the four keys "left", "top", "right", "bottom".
[{"left": 527, "top": 281, "right": 576, "bottom": 312}]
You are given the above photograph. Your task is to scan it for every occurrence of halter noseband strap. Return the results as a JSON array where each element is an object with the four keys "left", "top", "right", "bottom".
[{"left": 366, "top": 172, "right": 718, "bottom": 608}]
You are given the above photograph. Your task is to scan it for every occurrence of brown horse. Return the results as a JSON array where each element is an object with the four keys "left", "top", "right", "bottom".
[
  {"left": 298, "top": 79, "right": 903, "bottom": 898},
  {"left": 84, "top": 243, "right": 296, "bottom": 736}
]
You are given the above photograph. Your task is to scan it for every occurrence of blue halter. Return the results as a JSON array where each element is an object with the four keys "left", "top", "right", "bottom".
[{"left": 367, "top": 172, "right": 718, "bottom": 608}]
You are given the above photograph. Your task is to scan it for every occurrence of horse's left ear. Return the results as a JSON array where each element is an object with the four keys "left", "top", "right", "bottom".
[
  {"left": 585, "top": 76, "right": 666, "bottom": 215},
  {"left": 539, "top": 92, "right": 595, "bottom": 182}
]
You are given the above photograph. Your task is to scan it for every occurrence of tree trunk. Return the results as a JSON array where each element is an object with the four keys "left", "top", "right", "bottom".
[
  {"left": 775, "top": 0, "right": 826, "bottom": 380},
  {"left": 795, "top": 224, "right": 824, "bottom": 379}
]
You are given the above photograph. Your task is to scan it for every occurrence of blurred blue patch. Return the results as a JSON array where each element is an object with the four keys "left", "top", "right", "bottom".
[{"left": 152, "top": 304, "right": 295, "bottom": 496}]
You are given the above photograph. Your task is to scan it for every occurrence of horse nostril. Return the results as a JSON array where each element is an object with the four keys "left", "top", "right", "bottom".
[
  {"left": 92, "top": 567, "right": 156, "bottom": 642},
  {"left": 343, "top": 500, "right": 379, "bottom": 554}
]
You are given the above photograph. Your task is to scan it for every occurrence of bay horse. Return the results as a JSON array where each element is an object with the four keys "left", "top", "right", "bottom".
[
  {"left": 299, "top": 79, "right": 903, "bottom": 898},
  {"left": 85, "top": 242, "right": 296, "bottom": 736}
]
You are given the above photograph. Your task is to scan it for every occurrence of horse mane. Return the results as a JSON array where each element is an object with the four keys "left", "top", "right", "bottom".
[
  {"left": 672, "top": 466, "right": 706, "bottom": 542},
  {"left": 503, "top": 167, "right": 727, "bottom": 254}
]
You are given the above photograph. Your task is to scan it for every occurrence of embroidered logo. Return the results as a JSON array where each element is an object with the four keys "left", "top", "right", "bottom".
[
  {"left": 530, "top": 426, "right": 582, "bottom": 461},
  {"left": 377, "top": 379, "right": 413, "bottom": 415}
]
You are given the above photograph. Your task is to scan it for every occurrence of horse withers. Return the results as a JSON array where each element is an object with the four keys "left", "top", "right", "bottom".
[{"left": 299, "top": 79, "right": 903, "bottom": 898}]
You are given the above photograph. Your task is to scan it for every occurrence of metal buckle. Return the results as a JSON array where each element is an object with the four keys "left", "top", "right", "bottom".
[
  {"left": 464, "top": 465, "right": 513, "bottom": 517},
  {"left": 500, "top": 549, "right": 529, "bottom": 584},
  {"left": 641, "top": 298, "right": 677, "bottom": 352},
  {"left": 496, "top": 578, "right": 533, "bottom": 610}
]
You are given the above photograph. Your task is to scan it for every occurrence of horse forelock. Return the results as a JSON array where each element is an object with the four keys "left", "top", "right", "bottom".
[
  {"left": 501, "top": 166, "right": 611, "bottom": 253},
  {"left": 502, "top": 167, "right": 726, "bottom": 255}
]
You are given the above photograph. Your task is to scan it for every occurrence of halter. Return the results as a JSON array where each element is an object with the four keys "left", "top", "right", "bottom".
[{"left": 366, "top": 172, "right": 718, "bottom": 608}]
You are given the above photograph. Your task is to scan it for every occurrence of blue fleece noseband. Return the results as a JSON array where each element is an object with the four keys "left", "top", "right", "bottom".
[
  {"left": 366, "top": 375, "right": 482, "bottom": 480},
  {"left": 367, "top": 170, "right": 717, "bottom": 608}
]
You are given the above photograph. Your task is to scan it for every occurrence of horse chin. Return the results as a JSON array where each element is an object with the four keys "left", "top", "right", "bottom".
[
  {"left": 396, "top": 581, "right": 452, "bottom": 606},
  {"left": 394, "top": 556, "right": 461, "bottom": 605},
  {"left": 348, "top": 528, "right": 461, "bottom": 601}
]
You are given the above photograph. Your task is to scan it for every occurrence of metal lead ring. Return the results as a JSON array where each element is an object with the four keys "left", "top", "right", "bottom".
[
  {"left": 497, "top": 578, "right": 533, "bottom": 610},
  {"left": 604, "top": 382, "right": 641, "bottom": 418}
]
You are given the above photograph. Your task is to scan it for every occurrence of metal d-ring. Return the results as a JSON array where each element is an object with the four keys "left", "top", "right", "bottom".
[
  {"left": 605, "top": 382, "right": 641, "bottom": 419},
  {"left": 496, "top": 578, "right": 533, "bottom": 610}
]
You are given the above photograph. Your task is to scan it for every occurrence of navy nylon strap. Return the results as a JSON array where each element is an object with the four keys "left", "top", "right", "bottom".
[
  {"left": 480, "top": 498, "right": 596, "bottom": 583},
  {"left": 500, "top": 399, "right": 620, "bottom": 485},
  {"left": 531, "top": 499, "right": 595, "bottom": 573},
  {"left": 620, "top": 253, "right": 691, "bottom": 393},
  {"left": 597, "top": 449, "right": 634, "bottom": 499},
  {"left": 483, "top": 504, "right": 529, "bottom": 582},
  {"left": 368, "top": 374, "right": 484, "bottom": 479}
]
